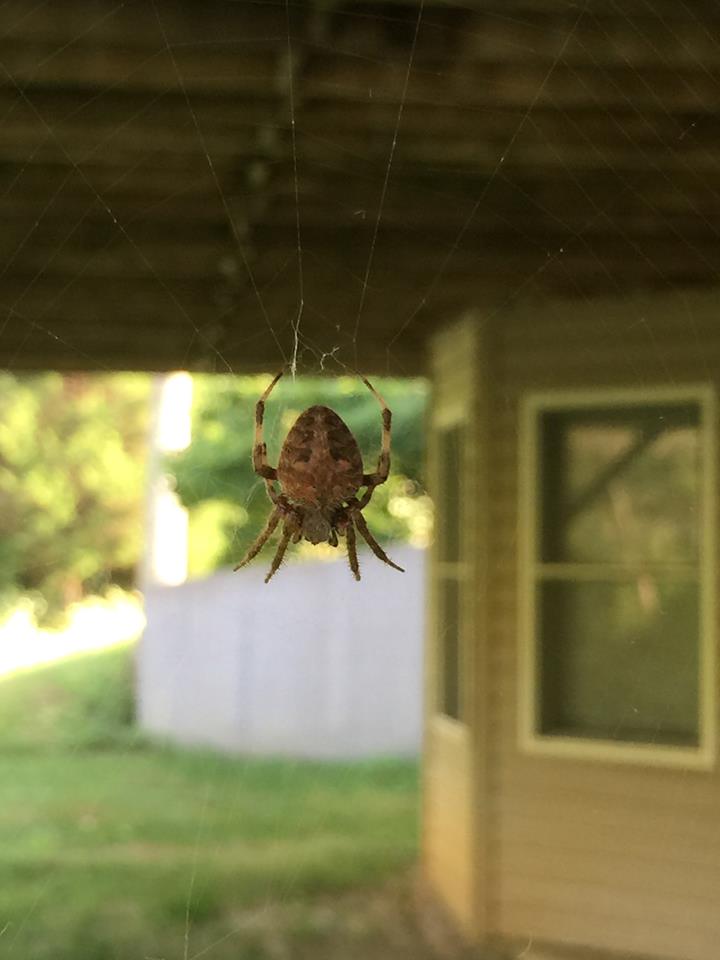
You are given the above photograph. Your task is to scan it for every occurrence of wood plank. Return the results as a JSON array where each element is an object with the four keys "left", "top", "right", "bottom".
[
  {"left": 496, "top": 873, "right": 720, "bottom": 937},
  {"left": 495, "top": 898, "right": 717, "bottom": 960},
  {"left": 7, "top": 166, "right": 720, "bottom": 243},
  {"left": 0, "top": 0, "right": 291, "bottom": 48},
  {"left": 2, "top": 111, "right": 718, "bottom": 182},
  {"left": 494, "top": 778, "right": 720, "bottom": 833},
  {"left": 304, "top": 56, "right": 720, "bottom": 113},
  {"left": 0, "top": 93, "right": 285, "bottom": 164},
  {"left": 300, "top": 99, "right": 714, "bottom": 149},
  {"left": 0, "top": 276, "right": 220, "bottom": 318},
  {"left": 0, "top": 326, "right": 427, "bottom": 375},
  {"left": 0, "top": 240, "right": 232, "bottom": 279},
  {"left": 498, "top": 818, "right": 720, "bottom": 875},
  {"left": 6, "top": 29, "right": 720, "bottom": 115},
  {"left": 6, "top": 4, "right": 720, "bottom": 87},
  {"left": 0, "top": 43, "right": 282, "bottom": 96}
]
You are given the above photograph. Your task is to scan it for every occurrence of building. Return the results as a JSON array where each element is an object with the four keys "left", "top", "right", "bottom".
[
  {"left": 424, "top": 301, "right": 718, "bottom": 960},
  {"left": 4, "top": 2, "right": 720, "bottom": 958}
]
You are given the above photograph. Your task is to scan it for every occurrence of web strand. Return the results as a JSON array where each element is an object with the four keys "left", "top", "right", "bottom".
[
  {"left": 150, "top": 0, "right": 286, "bottom": 368},
  {"left": 285, "top": 0, "right": 304, "bottom": 379},
  {"left": 352, "top": 0, "right": 425, "bottom": 365},
  {"left": 386, "top": 1, "right": 588, "bottom": 352},
  {"left": 0, "top": 56, "right": 239, "bottom": 374}
]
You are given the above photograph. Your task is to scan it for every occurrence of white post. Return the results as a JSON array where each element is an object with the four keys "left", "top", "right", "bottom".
[{"left": 140, "top": 372, "right": 193, "bottom": 592}]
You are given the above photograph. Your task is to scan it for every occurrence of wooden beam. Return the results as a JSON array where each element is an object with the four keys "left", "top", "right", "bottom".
[
  {"left": 0, "top": 91, "right": 285, "bottom": 165},
  {"left": 2, "top": 236, "right": 719, "bottom": 294},
  {"left": 0, "top": 285, "right": 432, "bottom": 374},
  {"left": 0, "top": 240, "right": 233, "bottom": 280},
  {"left": 2, "top": 163, "right": 720, "bottom": 242},
  {"left": 0, "top": 84, "right": 715, "bottom": 170},
  {"left": 5, "top": 3, "right": 720, "bottom": 91},
  {"left": 299, "top": 99, "right": 711, "bottom": 147},
  {"left": 302, "top": 56, "right": 720, "bottom": 113},
  {"left": 0, "top": 0, "right": 292, "bottom": 49},
  {"left": 2, "top": 263, "right": 717, "bottom": 374},
  {"left": 4, "top": 15, "right": 720, "bottom": 113}
]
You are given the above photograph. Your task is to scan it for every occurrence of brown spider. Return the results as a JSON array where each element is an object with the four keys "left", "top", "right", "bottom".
[{"left": 233, "top": 371, "right": 405, "bottom": 583}]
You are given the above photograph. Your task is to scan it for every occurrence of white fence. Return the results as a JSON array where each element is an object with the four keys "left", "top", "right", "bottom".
[{"left": 137, "top": 546, "right": 425, "bottom": 759}]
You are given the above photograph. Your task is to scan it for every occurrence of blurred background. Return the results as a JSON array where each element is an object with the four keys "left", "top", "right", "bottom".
[{"left": 0, "top": 369, "right": 430, "bottom": 959}]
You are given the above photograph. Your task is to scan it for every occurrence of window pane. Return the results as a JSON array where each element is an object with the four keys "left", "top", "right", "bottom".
[
  {"left": 438, "top": 425, "right": 462, "bottom": 562},
  {"left": 539, "top": 577, "right": 699, "bottom": 745},
  {"left": 439, "top": 577, "right": 461, "bottom": 719},
  {"left": 540, "top": 404, "right": 700, "bottom": 564}
]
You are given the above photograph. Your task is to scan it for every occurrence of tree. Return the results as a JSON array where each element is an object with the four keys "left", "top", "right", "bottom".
[
  {"left": 168, "top": 374, "right": 429, "bottom": 577},
  {"left": 0, "top": 372, "right": 149, "bottom": 618}
]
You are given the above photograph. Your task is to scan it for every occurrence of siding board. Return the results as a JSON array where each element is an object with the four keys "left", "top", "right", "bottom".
[
  {"left": 500, "top": 827, "right": 720, "bottom": 876},
  {"left": 424, "top": 315, "right": 489, "bottom": 937},
  {"left": 495, "top": 904, "right": 717, "bottom": 960}
]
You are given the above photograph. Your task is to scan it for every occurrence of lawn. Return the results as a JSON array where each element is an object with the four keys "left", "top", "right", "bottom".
[{"left": 0, "top": 644, "right": 425, "bottom": 960}]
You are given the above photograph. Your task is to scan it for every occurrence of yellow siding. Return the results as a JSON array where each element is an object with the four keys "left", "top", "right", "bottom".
[
  {"left": 423, "top": 718, "right": 476, "bottom": 930},
  {"left": 423, "top": 315, "right": 489, "bottom": 937},
  {"left": 485, "top": 289, "right": 720, "bottom": 960}
]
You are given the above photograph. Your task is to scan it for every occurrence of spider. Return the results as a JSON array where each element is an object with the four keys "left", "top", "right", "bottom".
[{"left": 233, "top": 371, "right": 405, "bottom": 583}]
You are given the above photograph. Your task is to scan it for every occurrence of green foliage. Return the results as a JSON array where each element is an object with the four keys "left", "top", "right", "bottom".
[
  {"left": 0, "top": 642, "right": 139, "bottom": 751},
  {"left": 169, "top": 374, "right": 429, "bottom": 576},
  {"left": 0, "top": 372, "right": 149, "bottom": 618}
]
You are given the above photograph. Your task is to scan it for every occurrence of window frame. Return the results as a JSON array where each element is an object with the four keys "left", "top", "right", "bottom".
[
  {"left": 518, "top": 384, "right": 717, "bottom": 770},
  {"left": 431, "top": 401, "right": 472, "bottom": 726}
]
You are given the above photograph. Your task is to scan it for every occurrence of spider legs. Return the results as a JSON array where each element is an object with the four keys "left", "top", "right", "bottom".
[
  {"left": 338, "top": 500, "right": 403, "bottom": 576},
  {"left": 234, "top": 506, "right": 298, "bottom": 583},
  {"left": 233, "top": 508, "right": 281, "bottom": 571},
  {"left": 264, "top": 522, "right": 294, "bottom": 583},
  {"left": 338, "top": 376, "right": 401, "bottom": 578},
  {"left": 353, "top": 509, "right": 404, "bottom": 573},
  {"left": 344, "top": 518, "right": 361, "bottom": 581},
  {"left": 253, "top": 370, "right": 284, "bottom": 483},
  {"left": 359, "top": 375, "right": 392, "bottom": 508}
]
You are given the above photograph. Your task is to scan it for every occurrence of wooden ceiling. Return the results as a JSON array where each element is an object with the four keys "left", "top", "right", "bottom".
[{"left": 2, "top": 0, "right": 720, "bottom": 373}]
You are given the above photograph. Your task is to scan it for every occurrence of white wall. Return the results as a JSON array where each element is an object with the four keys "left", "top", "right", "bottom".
[{"left": 137, "top": 546, "right": 425, "bottom": 758}]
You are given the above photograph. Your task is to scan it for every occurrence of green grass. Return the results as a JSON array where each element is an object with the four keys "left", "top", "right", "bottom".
[
  {"left": 0, "top": 646, "right": 421, "bottom": 960},
  {"left": 0, "top": 642, "right": 137, "bottom": 750}
]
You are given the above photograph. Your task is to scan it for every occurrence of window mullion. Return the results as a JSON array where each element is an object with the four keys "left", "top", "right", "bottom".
[{"left": 535, "top": 562, "right": 699, "bottom": 582}]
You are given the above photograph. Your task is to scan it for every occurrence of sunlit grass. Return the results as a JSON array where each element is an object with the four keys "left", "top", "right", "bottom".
[
  {"left": 0, "top": 644, "right": 421, "bottom": 959},
  {"left": 0, "top": 589, "right": 144, "bottom": 677},
  {"left": 0, "top": 641, "right": 138, "bottom": 750}
]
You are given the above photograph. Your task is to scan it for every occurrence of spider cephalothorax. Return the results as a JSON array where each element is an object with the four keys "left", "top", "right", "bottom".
[{"left": 234, "top": 371, "right": 404, "bottom": 583}]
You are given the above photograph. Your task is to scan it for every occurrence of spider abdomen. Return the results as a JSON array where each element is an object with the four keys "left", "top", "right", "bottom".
[{"left": 277, "top": 405, "right": 363, "bottom": 506}]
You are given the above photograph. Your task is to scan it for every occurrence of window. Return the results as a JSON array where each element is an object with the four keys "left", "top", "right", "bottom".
[
  {"left": 437, "top": 422, "right": 465, "bottom": 720},
  {"left": 520, "top": 388, "right": 716, "bottom": 767}
]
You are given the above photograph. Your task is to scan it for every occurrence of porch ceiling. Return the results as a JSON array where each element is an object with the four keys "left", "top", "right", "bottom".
[{"left": 2, "top": 0, "right": 720, "bottom": 373}]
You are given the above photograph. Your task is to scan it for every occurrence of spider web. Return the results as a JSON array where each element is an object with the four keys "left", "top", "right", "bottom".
[
  {"left": 0, "top": 1, "right": 717, "bottom": 958},
  {"left": 3, "top": 2, "right": 715, "bottom": 380}
]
